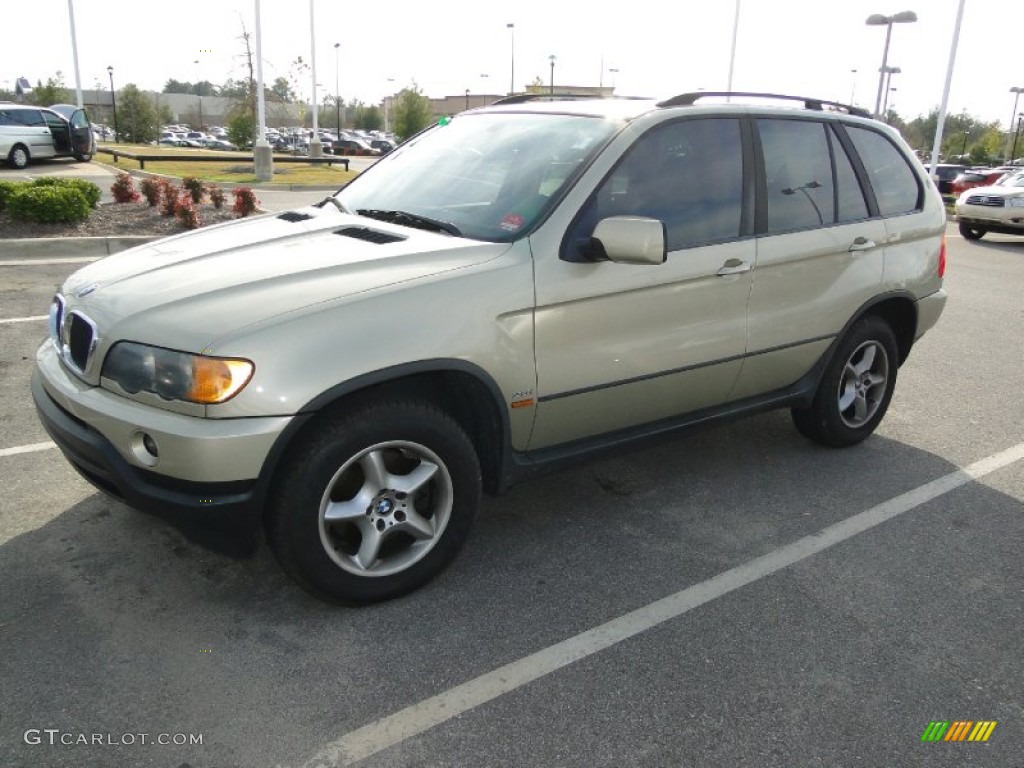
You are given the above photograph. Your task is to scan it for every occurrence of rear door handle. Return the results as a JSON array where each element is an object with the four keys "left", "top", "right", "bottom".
[
  {"left": 848, "top": 237, "right": 877, "bottom": 253},
  {"left": 716, "top": 258, "right": 751, "bottom": 276}
]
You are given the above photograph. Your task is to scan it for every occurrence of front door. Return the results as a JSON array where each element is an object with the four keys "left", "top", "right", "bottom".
[
  {"left": 69, "top": 108, "right": 94, "bottom": 158},
  {"left": 529, "top": 117, "right": 753, "bottom": 450}
]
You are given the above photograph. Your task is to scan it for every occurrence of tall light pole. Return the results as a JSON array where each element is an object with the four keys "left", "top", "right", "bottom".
[
  {"left": 727, "top": 0, "right": 741, "bottom": 94},
  {"left": 866, "top": 10, "right": 917, "bottom": 119},
  {"left": 849, "top": 69, "right": 858, "bottom": 105},
  {"left": 1005, "top": 87, "right": 1024, "bottom": 162},
  {"left": 609, "top": 68, "right": 619, "bottom": 90},
  {"left": 880, "top": 65, "right": 900, "bottom": 119},
  {"left": 308, "top": 0, "right": 322, "bottom": 157},
  {"left": 1012, "top": 114, "right": 1024, "bottom": 164},
  {"left": 548, "top": 54, "right": 556, "bottom": 96},
  {"left": 67, "top": 0, "right": 83, "bottom": 107},
  {"left": 383, "top": 77, "right": 394, "bottom": 134},
  {"left": 193, "top": 59, "right": 203, "bottom": 130},
  {"left": 253, "top": 0, "right": 273, "bottom": 181},
  {"left": 334, "top": 42, "right": 341, "bottom": 139},
  {"left": 106, "top": 65, "right": 118, "bottom": 143},
  {"left": 506, "top": 23, "right": 515, "bottom": 95}
]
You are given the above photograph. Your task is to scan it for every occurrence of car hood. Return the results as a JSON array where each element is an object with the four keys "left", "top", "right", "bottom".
[
  {"left": 61, "top": 206, "right": 508, "bottom": 353},
  {"left": 958, "top": 184, "right": 1024, "bottom": 200}
]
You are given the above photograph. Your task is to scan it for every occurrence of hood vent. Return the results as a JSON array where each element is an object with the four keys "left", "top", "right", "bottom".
[
  {"left": 278, "top": 211, "right": 314, "bottom": 222},
  {"left": 334, "top": 227, "right": 406, "bottom": 244}
]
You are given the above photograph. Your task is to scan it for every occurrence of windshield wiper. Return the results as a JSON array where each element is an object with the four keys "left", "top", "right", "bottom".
[
  {"left": 318, "top": 196, "right": 352, "bottom": 214},
  {"left": 356, "top": 209, "right": 461, "bottom": 237}
]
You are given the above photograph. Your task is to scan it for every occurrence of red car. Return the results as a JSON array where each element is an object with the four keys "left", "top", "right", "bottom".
[{"left": 950, "top": 168, "right": 1016, "bottom": 197}]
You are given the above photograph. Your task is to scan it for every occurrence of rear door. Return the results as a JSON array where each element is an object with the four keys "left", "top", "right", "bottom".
[
  {"left": 731, "top": 117, "right": 886, "bottom": 399},
  {"left": 12, "top": 108, "right": 55, "bottom": 158}
]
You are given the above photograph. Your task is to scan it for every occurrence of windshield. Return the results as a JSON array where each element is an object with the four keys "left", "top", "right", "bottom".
[{"left": 336, "top": 112, "right": 620, "bottom": 242}]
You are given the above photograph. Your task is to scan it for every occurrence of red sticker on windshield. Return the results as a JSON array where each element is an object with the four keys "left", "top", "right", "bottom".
[{"left": 499, "top": 213, "right": 525, "bottom": 232}]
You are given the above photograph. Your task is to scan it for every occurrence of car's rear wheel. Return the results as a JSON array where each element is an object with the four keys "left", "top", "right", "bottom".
[
  {"left": 958, "top": 222, "right": 986, "bottom": 240},
  {"left": 7, "top": 144, "right": 29, "bottom": 169},
  {"left": 792, "top": 315, "right": 898, "bottom": 448},
  {"left": 74, "top": 153, "right": 92, "bottom": 163},
  {"left": 266, "top": 399, "right": 481, "bottom": 604}
]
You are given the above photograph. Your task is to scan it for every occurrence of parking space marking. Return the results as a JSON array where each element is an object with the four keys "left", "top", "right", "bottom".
[
  {"left": 302, "top": 440, "right": 1024, "bottom": 768},
  {"left": 0, "top": 441, "right": 56, "bottom": 458},
  {"left": 0, "top": 315, "right": 47, "bottom": 324},
  {"left": 0, "top": 257, "right": 100, "bottom": 267}
]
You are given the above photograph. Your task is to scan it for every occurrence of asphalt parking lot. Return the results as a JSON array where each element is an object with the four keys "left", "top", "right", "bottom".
[{"left": 0, "top": 223, "right": 1021, "bottom": 768}]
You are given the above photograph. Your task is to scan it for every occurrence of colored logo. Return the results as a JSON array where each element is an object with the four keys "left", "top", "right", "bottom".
[{"left": 921, "top": 720, "right": 997, "bottom": 742}]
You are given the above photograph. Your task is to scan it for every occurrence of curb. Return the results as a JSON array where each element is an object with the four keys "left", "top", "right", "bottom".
[{"left": 0, "top": 236, "right": 158, "bottom": 260}]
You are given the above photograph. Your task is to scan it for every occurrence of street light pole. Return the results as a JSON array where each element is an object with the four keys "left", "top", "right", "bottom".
[
  {"left": 465, "top": 88, "right": 469, "bottom": 111},
  {"left": 1012, "top": 114, "right": 1024, "bottom": 163},
  {"left": 549, "top": 54, "right": 556, "bottom": 96},
  {"left": 961, "top": 129, "right": 969, "bottom": 159},
  {"left": 1005, "top": 86, "right": 1024, "bottom": 162},
  {"left": 194, "top": 59, "right": 203, "bottom": 130},
  {"left": 334, "top": 43, "right": 341, "bottom": 139},
  {"left": 866, "top": 11, "right": 917, "bottom": 119},
  {"left": 507, "top": 23, "right": 515, "bottom": 95},
  {"left": 880, "top": 65, "right": 900, "bottom": 120},
  {"left": 106, "top": 65, "right": 118, "bottom": 142}
]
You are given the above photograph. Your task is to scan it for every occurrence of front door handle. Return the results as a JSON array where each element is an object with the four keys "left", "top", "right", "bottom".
[
  {"left": 848, "top": 236, "right": 877, "bottom": 253},
  {"left": 716, "top": 258, "right": 752, "bottom": 276}
]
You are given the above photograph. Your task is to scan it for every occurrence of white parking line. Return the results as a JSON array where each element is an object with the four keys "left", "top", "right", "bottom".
[
  {"left": 0, "top": 257, "right": 100, "bottom": 267},
  {"left": 0, "top": 441, "right": 56, "bottom": 458},
  {"left": 301, "top": 440, "right": 1024, "bottom": 768},
  {"left": 0, "top": 315, "right": 47, "bottom": 324}
]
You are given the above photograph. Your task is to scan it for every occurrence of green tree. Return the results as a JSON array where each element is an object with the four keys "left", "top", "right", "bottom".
[
  {"left": 117, "top": 84, "right": 158, "bottom": 143},
  {"left": 392, "top": 86, "right": 432, "bottom": 142},
  {"left": 269, "top": 77, "right": 294, "bottom": 102},
  {"left": 219, "top": 78, "right": 249, "bottom": 99},
  {"left": 30, "top": 72, "right": 70, "bottom": 106},
  {"left": 355, "top": 105, "right": 382, "bottom": 131},
  {"left": 227, "top": 112, "right": 255, "bottom": 149},
  {"left": 163, "top": 79, "right": 193, "bottom": 94}
]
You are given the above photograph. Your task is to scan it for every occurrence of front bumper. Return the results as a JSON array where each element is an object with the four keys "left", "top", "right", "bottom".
[
  {"left": 955, "top": 206, "right": 1024, "bottom": 233},
  {"left": 32, "top": 343, "right": 294, "bottom": 551}
]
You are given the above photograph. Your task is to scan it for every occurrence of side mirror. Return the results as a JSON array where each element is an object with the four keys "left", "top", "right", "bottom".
[{"left": 591, "top": 216, "right": 666, "bottom": 265}]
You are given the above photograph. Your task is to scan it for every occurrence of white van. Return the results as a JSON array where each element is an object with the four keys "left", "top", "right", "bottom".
[{"left": 0, "top": 103, "right": 95, "bottom": 169}]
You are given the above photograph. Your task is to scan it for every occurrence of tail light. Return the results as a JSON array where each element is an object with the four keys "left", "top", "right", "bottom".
[{"left": 938, "top": 233, "right": 946, "bottom": 278}]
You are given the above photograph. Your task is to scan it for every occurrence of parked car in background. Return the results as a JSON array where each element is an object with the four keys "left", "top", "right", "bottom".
[
  {"left": 202, "top": 138, "right": 238, "bottom": 151},
  {"left": 955, "top": 172, "right": 1024, "bottom": 240},
  {"left": 949, "top": 167, "right": 1017, "bottom": 197},
  {"left": 1, "top": 102, "right": 95, "bottom": 168},
  {"left": 929, "top": 163, "right": 967, "bottom": 195},
  {"left": 370, "top": 138, "right": 396, "bottom": 154},
  {"left": 332, "top": 138, "right": 381, "bottom": 156}
]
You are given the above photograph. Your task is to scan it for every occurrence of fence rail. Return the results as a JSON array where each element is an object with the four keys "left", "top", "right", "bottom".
[{"left": 98, "top": 148, "right": 350, "bottom": 172}]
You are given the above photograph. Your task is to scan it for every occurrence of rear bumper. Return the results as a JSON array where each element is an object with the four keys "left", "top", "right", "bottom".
[
  {"left": 32, "top": 368, "right": 263, "bottom": 553},
  {"left": 915, "top": 288, "right": 948, "bottom": 340}
]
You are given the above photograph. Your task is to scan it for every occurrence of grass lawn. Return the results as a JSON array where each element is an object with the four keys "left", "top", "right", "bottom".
[{"left": 96, "top": 143, "right": 358, "bottom": 185}]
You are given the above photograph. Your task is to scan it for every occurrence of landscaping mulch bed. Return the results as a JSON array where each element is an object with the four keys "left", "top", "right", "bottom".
[{"left": 0, "top": 201, "right": 244, "bottom": 240}]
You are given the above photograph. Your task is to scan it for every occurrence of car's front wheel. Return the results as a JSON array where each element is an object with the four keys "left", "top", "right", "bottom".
[
  {"left": 7, "top": 144, "right": 29, "bottom": 169},
  {"left": 792, "top": 315, "right": 898, "bottom": 448},
  {"left": 74, "top": 153, "right": 92, "bottom": 163},
  {"left": 958, "top": 222, "right": 986, "bottom": 240},
  {"left": 267, "top": 399, "right": 481, "bottom": 604}
]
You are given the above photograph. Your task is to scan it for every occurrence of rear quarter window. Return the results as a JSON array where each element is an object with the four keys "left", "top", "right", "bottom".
[{"left": 846, "top": 126, "right": 922, "bottom": 216}]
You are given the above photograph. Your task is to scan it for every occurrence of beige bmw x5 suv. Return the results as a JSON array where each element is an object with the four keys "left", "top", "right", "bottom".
[{"left": 33, "top": 92, "right": 948, "bottom": 604}]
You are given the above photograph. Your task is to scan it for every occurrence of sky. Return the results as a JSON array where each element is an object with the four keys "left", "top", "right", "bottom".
[{"left": 3, "top": 0, "right": 1023, "bottom": 128}]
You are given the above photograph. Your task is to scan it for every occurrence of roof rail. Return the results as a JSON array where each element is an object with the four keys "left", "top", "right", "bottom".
[{"left": 657, "top": 91, "right": 871, "bottom": 118}]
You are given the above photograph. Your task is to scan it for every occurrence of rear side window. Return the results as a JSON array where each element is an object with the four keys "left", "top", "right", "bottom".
[
  {"left": 846, "top": 126, "right": 921, "bottom": 216},
  {"left": 759, "top": 119, "right": 835, "bottom": 234},
  {"left": 1, "top": 108, "right": 45, "bottom": 127}
]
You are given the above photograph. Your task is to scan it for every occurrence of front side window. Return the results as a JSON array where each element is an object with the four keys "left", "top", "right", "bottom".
[
  {"left": 337, "top": 112, "right": 618, "bottom": 242},
  {"left": 846, "top": 126, "right": 921, "bottom": 216},
  {"left": 570, "top": 118, "right": 744, "bottom": 255},
  {"left": 759, "top": 119, "right": 835, "bottom": 234}
]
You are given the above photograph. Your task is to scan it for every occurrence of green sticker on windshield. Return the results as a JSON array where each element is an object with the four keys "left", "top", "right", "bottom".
[{"left": 438, "top": 116, "right": 451, "bottom": 126}]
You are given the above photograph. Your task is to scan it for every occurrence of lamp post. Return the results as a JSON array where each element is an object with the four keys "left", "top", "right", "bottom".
[
  {"left": 548, "top": 54, "right": 556, "bottom": 96},
  {"left": 106, "top": 65, "right": 118, "bottom": 143},
  {"left": 866, "top": 10, "right": 917, "bottom": 119},
  {"left": 506, "top": 23, "right": 515, "bottom": 95},
  {"left": 880, "top": 65, "right": 900, "bottom": 119},
  {"left": 960, "top": 129, "right": 969, "bottom": 160},
  {"left": 383, "top": 77, "right": 394, "bottom": 134},
  {"left": 1012, "top": 114, "right": 1024, "bottom": 164},
  {"left": 608, "top": 68, "right": 619, "bottom": 90},
  {"left": 334, "top": 43, "right": 341, "bottom": 140},
  {"left": 465, "top": 88, "right": 470, "bottom": 111},
  {"left": 849, "top": 68, "right": 858, "bottom": 105},
  {"left": 1005, "top": 87, "right": 1024, "bottom": 162},
  {"left": 193, "top": 59, "right": 203, "bottom": 130}
]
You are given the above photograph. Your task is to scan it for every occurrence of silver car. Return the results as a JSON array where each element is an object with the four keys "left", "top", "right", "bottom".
[
  {"left": 33, "top": 92, "right": 947, "bottom": 604},
  {"left": 1, "top": 102, "right": 95, "bottom": 168}
]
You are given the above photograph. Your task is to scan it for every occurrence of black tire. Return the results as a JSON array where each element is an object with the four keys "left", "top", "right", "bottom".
[
  {"left": 266, "top": 399, "right": 481, "bottom": 604},
  {"left": 7, "top": 144, "right": 29, "bottom": 170},
  {"left": 958, "top": 222, "right": 986, "bottom": 240},
  {"left": 74, "top": 153, "right": 93, "bottom": 163},
  {"left": 791, "top": 315, "right": 898, "bottom": 448}
]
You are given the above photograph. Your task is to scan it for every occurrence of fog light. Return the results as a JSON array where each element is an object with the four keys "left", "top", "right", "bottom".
[{"left": 130, "top": 431, "right": 160, "bottom": 467}]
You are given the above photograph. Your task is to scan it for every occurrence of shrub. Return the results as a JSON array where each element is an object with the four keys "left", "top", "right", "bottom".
[
  {"left": 0, "top": 180, "right": 22, "bottom": 212},
  {"left": 182, "top": 176, "right": 204, "bottom": 204},
  {"left": 232, "top": 187, "right": 259, "bottom": 217},
  {"left": 7, "top": 185, "right": 90, "bottom": 224},
  {"left": 110, "top": 173, "right": 141, "bottom": 203},
  {"left": 30, "top": 177, "right": 101, "bottom": 208},
  {"left": 174, "top": 196, "right": 201, "bottom": 230},
  {"left": 207, "top": 184, "right": 226, "bottom": 210},
  {"left": 139, "top": 177, "right": 161, "bottom": 207},
  {"left": 159, "top": 180, "right": 179, "bottom": 216}
]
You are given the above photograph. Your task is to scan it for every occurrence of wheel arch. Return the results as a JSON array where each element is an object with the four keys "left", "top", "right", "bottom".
[
  {"left": 857, "top": 293, "right": 918, "bottom": 366},
  {"left": 8, "top": 143, "right": 30, "bottom": 168},
  {"left": 256, "top": 360, "right": 512, "bottom": 517}
]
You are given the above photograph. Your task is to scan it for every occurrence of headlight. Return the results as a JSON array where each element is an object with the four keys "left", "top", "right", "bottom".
[
  {"left": 1008, "top": 196, "right": 1024, "bottom": 208},
  {"left": 102, "top": 342, "right": 254, "bottom": 404}
]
